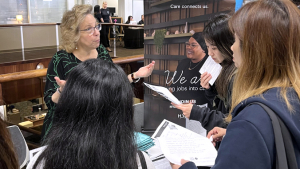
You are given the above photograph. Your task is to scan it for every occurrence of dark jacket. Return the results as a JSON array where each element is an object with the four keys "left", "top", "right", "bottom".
[
  {"left": 180, "top": 87, "right": 300, "bottom": 169},
  {"left": 189, "top": 76, "right": 234, "bottom": 132},
  {"left": 138, "top": 20, "right": 144, "bottom": 25},
  {"left": 94, "top": 13, "right": 102, "bottom": 23}
]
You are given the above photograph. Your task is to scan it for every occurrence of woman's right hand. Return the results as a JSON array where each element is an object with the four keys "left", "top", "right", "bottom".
[
  {"left": 171, "top": 103, "right": 193, "bottom": 119},
  {"left": 207, "top": 127, "right": 227, "bottom": 146},
  {"left": 54, "top": 77, "right": 66, "bottom": 92},
  {"left": 200, "top": 72, "right": 212, "bottom": 89}
]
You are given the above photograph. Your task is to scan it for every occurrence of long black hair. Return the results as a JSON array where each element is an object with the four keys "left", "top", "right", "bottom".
[
  {"left": 34, "top": 59, "right": 138, "bottom": 169},
  {"left": 203, "top": 14, "right": 236, "bottom": 100},
  {"left": 127, "top": 16, "right": 132, "bottom": 23},
  {"left": 94, "top": 5, "right": 100, "bottom": 14}
]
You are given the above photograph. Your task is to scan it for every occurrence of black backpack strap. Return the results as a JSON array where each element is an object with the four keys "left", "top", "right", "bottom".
[
  {"left": 278, "top": 115, "right": 298, "bottom": 169},
  {"left": 248, "top": 102, "right": 298, "bottom": 169},
  {"left": 137, "top": 150, "right": 148, "bottom": 169}
]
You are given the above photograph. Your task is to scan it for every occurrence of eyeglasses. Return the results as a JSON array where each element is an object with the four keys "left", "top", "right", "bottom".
[
  {"left": 185, "top": 42, "right": 199, "bottom": 49},
  {"left": 80, "top": 24, "right": 101, "bottom": 35}
]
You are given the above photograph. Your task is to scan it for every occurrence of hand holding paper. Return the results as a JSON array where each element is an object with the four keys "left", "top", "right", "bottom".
[
  {"left": 199, "top": 56, "right": 222, "bottom": 85},
  {"left": 144, "top": 83, "right": 182, "bottom": 105}
]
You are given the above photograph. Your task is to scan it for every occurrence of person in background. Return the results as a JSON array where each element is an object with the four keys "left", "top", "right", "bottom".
[
  {"left": 172, "top": 14, "right": 236, "bottom": 132},
  {"left": 0, "top": 118, "right": 18, "bottom": 169},
  {"left": 94, "top": 5, "right": 101, "bottom": 23},
  {"left": 100, "top": 1, "right": 113, "bottom": 52},
  {"left": 174, "top": 0, "right": 300, "bottom": 168},
  {"left": 138, "top": 15, "right": 144, "bottom": 25},
  {"left": 28, "top": 59, "right": 155, "bottom": 169},
  {"left": 42, "top": 4, "right": 155, "bottom": 140},
  {"left": 125, "top": 16, "right": 133, "bottom": 24},
  {"left": 168, "top": 32, "right": 214, "bottom": 129}
]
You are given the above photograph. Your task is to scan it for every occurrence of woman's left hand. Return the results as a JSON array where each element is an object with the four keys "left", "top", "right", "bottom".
[{"left": 134, "top": 61, "right": 155, "bottom": 78}]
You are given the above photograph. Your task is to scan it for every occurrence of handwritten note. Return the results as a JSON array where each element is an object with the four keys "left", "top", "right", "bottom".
[{"left": 153, "top": 120, "right": 217, "bottom": 167}]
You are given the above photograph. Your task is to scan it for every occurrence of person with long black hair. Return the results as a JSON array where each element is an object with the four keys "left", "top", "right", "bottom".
[
  {"left": 94, "top": 5, "right": 102, "bottom": 23},
  {"left": 27, "top": 59, "right": 155, "bottom": 169},
  {"left": 126, "top": 16, "right": 133, "bottom": 24},
  {"left": 172, "top": 14, "right": 236, "bottom": 132}
]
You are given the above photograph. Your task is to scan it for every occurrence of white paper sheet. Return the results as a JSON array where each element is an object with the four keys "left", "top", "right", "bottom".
[
  {"left": 152, "top": 120, "right": 217, "bottom": 167},
  {"left": 186, "top": 119, "right": 207, "bottom": 137},
  {"left": 144, "top": 83, "right": 182, "bottom": 105},
  {"left": 146, "top": 139, "right": 164, "bottom": 161},
  {"left": 152, "top": 158, "right": 172, "bottom": 169},
  {"left": 199, "top": 56, "right": 222, "bottom": 85}
]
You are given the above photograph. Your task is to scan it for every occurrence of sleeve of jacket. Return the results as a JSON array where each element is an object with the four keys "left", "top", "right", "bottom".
[
  {"left": 44, "top": 53, "right": 65, "bottom": 111},
  {"left": 179, "top": 162, "right": 198, "bottom": 169},
  {"left": 95, "top": 13, "right": 102, "bottom": 23},
  {"left": 189, "top": 104, "right": 226, "bottom": 131},
  {"left": 204, "top": 86, "right": 218, "bottom": 106},
  {"left": 211, "top": 113, "right": 273, "bottom": 168}
]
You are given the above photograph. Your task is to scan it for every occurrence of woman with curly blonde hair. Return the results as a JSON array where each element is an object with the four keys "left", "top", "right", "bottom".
[{"left": 42, "top": 4, "right": 155, "bottom": 140}]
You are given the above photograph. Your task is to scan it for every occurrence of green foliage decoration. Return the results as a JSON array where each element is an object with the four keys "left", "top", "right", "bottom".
[{"left": 153, "top": 29, "right": 166, "bottom": 53}]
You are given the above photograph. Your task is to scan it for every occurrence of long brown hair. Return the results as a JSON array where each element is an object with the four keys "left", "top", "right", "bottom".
[
  {"left": 0, "top": 119, "right": 18, "bottom": 169},
  {"left": 228, "top": 0, "right": 300, "bottom": 121}
]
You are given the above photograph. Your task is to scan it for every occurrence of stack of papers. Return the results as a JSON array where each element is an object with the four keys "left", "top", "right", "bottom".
[
  {"left": 146, "top": 140, "right": 172, "bottom": 169},
  {"left": 146, "top": 139, "right": 164, "bottom": 161},
  {"left": 152, "top": 120, "right": 217, "bottom": 167},
  {"left": 135, "top": 132, "right": 155, "bottom": 151}
]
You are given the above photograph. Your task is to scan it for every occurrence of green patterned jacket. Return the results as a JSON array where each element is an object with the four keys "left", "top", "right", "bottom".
[{"left": 42, "top": 44, "right": 112, "bottom": 139}]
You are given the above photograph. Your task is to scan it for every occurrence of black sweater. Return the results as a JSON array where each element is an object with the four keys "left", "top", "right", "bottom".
[{"left": 189, "top": 76, "right": 234, "bottom": 132}]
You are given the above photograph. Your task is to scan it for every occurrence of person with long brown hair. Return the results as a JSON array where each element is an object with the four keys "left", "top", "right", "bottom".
[
  {"left": 0, "top": 118, "right": 18, "bottom": 169},
  {"left": 174, "top": 0, "right": 300, "bottom": 168}
]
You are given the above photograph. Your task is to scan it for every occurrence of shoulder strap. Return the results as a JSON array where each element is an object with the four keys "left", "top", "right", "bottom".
[
  {"left": 137, "top": 150, "right": 148, "bottom": 169},
  {"left": 249, "top": 102, "right": 298, "bottom": 169}
]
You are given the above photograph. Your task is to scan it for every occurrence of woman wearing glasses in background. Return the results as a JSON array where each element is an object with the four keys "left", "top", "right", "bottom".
[
  {"left": 168, "top": 32, "right": 214, "bottom": 124},
  {"left": 42, "top": 4, "right": 155, "bottom": 140}
]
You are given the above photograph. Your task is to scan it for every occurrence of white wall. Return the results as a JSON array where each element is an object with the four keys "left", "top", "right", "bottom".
[
  {"left": 98, "top": 0, "right": 118, "bottom": 16},
  {"left": 118, "top": 0, "right": 143, "bottom": 23},
  {"left": 124, "top": 0, "right": 133, "bottom": 23},
  {"left": 67, "top": 0, "right": 76, "bottom": 10},
  {"left": 118, "top": 0, "right": 125, "bottom": 21},
  {"left": 132, "top": 0, "right": 143, "bottom": 22},
  {"left": 118, "top": 0, "right": 132, "bottom": 23}
]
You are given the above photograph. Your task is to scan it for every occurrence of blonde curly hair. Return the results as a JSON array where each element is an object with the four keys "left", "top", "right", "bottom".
[{"left": 60, "top": 4, "right": 93, "bottom": 53}]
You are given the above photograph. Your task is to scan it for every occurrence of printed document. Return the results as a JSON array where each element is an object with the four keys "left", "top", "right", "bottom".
[
  {"left": 199, "top": 56, "right": 222, "bottom": 85},
  {"left": 144, "top": 83, "right": 181, "bottom": 105},
  {"left": 152, "top": 119, "right": 217, "bottom": 167}
]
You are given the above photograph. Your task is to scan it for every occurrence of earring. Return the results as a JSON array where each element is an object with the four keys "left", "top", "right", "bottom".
[{"left": 76, "top": 46, "right": 78, "bottom": 50}]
